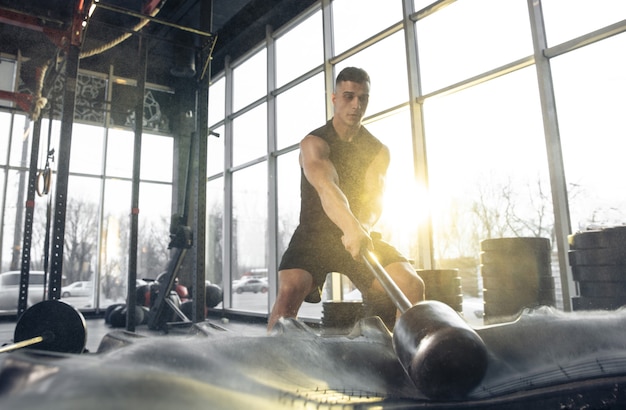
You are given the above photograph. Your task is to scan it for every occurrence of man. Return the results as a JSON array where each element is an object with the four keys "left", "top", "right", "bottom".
[{"left": 268, "top": 67, "right": 424, "bottom": 331}]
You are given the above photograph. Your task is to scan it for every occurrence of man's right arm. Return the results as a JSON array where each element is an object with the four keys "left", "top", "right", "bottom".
[{"left": 300, "top": 135, "right": 372, "bottom": 259}]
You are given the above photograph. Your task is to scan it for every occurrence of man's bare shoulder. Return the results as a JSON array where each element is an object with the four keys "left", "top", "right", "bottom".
[{"left": 300, "top": 134, "right": 328, "bottom": 150}]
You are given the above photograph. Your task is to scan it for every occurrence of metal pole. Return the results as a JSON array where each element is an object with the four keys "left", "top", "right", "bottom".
[
  {"left": 17, "top": 117, "right": 42, "bottom": 316},
  {"left": 126, "top": 37, "right": 148, "bottom": 331},
  {"left": 48, "top": 43, "right": 80, "bottom": 301}
]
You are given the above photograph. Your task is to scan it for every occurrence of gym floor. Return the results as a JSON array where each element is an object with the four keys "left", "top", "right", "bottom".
[
  {"left": 0, "top": 297, "right": 484, "bottom": 354},
  {"left": 0, "top": 311, "right": 271, "bottom": 353}
]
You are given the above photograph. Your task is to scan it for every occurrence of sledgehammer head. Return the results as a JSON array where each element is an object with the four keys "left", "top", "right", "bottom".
[{"left": 392, "top": 300, "right": 488, "bottom": 400}]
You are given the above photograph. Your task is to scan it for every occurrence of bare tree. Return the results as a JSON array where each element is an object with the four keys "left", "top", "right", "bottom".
[
  {"left": 471, "top": 175, "right": 554, "bottom": 244},
  {"left": 470, "top": 177, "right": 516, "bottom": 240},
  {"left": 137, "top": 215, "right": 170, "bottom": 279},
  {"left": 63, "top": 199, "right": 99, "bottom": 283},
  {"left": 505, "top": 177, "right": 552, "bottom": 239}
]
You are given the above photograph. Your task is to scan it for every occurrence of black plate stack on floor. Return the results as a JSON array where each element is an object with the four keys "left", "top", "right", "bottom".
[
  {"left": 417, "top": 269, "right": 463, "bottom": 313},
  {"left": 569, "top": 226, "right": 626, "bottom": 311},
  {"left": 322, "top": 301, "right": 364, "bottom": 334},
  {"left": 480, "top": 237, "right": 556, "bottom": 324}
]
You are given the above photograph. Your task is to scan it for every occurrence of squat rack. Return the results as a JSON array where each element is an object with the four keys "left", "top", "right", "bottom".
[{"left": 2, "top": 0, "right": 215, "bottom": 329}]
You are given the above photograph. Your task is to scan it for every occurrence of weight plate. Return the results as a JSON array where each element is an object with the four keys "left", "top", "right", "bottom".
[
  {"left": 571, "top": 265, "right": 626, "bottom": 282},
  {"left": 578, "top": 281, "right": 626, "bottom": 298},
  {"left": 482, "top": 275, "right": 554, "bottom": 291},
  {"left": 572, "top": 296, "right": 626, "bottom": 311},
  {"left": 568, "top": 226, "right": 626, "bottom": 250},
  {"left": 14, "top": 300, "right": 87, "bottom": 354},
  {"left": 483, "top": 275, "right": 554, "bottom": 289},
  {"left": 483, "top": 288, "right": 554, "bottom": 307},
  {"left": 569, "top": 248, "right": 626, "bottom": 266},
  {"left": 416, "top": 269, "right": 459, "bottom": 282},
  {"left": 480, "top": 237, "right": 551, "bottom": 252},
  {"left": 480, "top": 263, "right": 553, "bottom": 279},
  {"left": 480, "top": 250, "right": 552, "bottom": 267},
  {"left": 205, "top": 283, "right": 223, "bottom": 308},
  {"left": 426, "top": 286, "right": 463, "bottom": 299}
]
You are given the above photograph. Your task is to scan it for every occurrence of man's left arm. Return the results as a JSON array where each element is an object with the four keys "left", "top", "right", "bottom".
[{"left": 358, "top": 145, "right": 390, "bottom": 231}]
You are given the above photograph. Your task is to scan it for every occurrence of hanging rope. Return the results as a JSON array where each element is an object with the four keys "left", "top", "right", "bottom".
[
  {"left": 79, "top": 3, "right": 164, "bottom": 59},
  {"left": 26, "top": 1, "right": 167, "bottom": 119},
  {"left": 28, "top": 60, "right": 51, "bottom": 122}
]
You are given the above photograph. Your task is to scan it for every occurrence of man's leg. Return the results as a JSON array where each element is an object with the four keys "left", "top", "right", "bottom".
[
  {"left": 385, "top": 261, "right": 425, "bottom": 304},
  {"left": 364, "top": 261, "right": 424, "bottom": 329},
  {"left": 267, "top": 268, "right": 315, "bottom": 331}
]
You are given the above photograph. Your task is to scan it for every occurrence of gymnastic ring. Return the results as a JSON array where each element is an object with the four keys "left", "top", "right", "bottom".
[{"left": 36, "top": 168, "right": 52, "bottom": 196}]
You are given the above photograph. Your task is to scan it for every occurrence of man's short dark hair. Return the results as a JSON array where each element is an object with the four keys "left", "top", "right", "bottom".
[{"left": 335, "top": 67, "right": 370, "bottom": 86}]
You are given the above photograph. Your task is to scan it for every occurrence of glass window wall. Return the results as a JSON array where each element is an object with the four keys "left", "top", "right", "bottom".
[
  {"left": 551, "top": 33, "right": 626, "bottom": 229},
  {"left": 208, "top": 76, "right": 225, "bottom": 128},
  {"left": 416, "top": 0, "right": 532, "bottom": 94},
  {"left": 233, "top": 49, "right": 267, "bottom": 113},
  {"left": 332, "top": 0, "right": 402, "bottom": 55},
  {"left": 541, "top": 0, "right": 626, "bottom": 46},
  {"left": 0, "top": 80, "right": 173, "bottom": 314},
  {"left": 231, "top": 162, "right": 268, "bottom": 313},
  {"left": 275, "top": 73, "right": 326, "bottom": 149},
  {"left": 232, "top": 104, "right": 267, "bottom": 166},
  {"left": 275, "top": 10, "right": 323, "bottom": 88},
  {"left": 335, "top": 30, "right": 409, "bottom": 115},
  {"left": 424, "top": 67, "right": 550, "bottom": 258}
]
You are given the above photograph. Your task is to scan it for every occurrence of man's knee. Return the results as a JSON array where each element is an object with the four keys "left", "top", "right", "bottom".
[
  {"left": 277, "top": 269, "right": 314, "bottom": 299},
  {"left": 387, "top": 262, "right": 425, "bottom": 302}
]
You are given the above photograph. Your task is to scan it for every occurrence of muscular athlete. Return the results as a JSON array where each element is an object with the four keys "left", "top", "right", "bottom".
[{"left": 267, "top": 67, "right": 424, "bottom": 331}]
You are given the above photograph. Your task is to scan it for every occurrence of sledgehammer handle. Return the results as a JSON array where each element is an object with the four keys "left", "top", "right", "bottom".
[{"left": 361, "top": 250, "right": 412, "bottom": 314}]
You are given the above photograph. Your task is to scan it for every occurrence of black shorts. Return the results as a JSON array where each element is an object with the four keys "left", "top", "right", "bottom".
[{"left": 278, "top": 230, "right": 408, "bottom": 293}]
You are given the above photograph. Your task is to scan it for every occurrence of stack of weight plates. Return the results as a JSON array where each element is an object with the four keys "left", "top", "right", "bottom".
[
  {"left": 569, "top": 226, "right": 626, "bottom": 311},
  {"left": 417, "top": 269, "right": 463, "bottom": 313},
  {"left": 480, "top": 237, "right": 555, "bottom": 324},
  {"left": 322, "top": 301, "right": 363, "bottom": 334}
]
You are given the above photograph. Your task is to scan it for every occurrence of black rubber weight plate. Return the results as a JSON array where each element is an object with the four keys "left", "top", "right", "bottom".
[
  {"left": 480, "top": 237, "right": 551, "bottom": 252},
  {"left": 480, "top": 250, "right": 552, "bottom": 267},
  {"left": 14, "top": 300, "right": 87, "bottom": 354},
  {"left": 569, "top": 248, "right": 626, "bottom": 266},
  {"left": 426, "top": 286, "right": 463, "bottom": 298},
  {"left": 578, "top": 281, "right": 626, "bottom": 298},
  {"left": 569, "top": 226, "right": 626, "bottom": 250},
  {"left": 572, "top": 296, "right": 626, "bottom": 311},
  {"left": 571, "top": 265, "right": 626, "bottom": 282}
]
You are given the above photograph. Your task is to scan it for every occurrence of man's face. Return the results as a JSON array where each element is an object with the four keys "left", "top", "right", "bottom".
[{"left": 332, "top": 80, "right": 370, "bottom": 128}]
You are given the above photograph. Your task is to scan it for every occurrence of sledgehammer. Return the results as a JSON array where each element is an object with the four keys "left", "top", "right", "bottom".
[{"left": 361, "top": 250, "right": 488, "bottom": 400}]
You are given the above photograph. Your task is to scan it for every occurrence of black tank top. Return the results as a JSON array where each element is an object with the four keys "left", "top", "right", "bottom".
[{"left": 296, "top": 119, "right": 383, "bottom": 239}]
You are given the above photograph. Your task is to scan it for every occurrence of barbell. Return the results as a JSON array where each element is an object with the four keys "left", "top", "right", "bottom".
[
  {"left": 361, "top": 250, "right": 488, "bottom": 400},
  {"left": 0, "top": 300, "right": 87, "bottom": 354}
]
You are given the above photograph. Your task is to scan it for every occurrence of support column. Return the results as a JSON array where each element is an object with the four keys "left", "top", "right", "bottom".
[
  {"left": 48, "top": 43, "right": 80, "bottom": 301},
  {"left": 527, "top": 0, "right": 574, "bottom": 311},
  {"left": 126, "top": 37, "right": 148, "bottom": 331}
]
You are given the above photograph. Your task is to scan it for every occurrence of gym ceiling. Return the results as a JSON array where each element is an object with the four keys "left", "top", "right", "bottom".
[{"left": 0, "top": 0, "right": 317, "bottom": 86}]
